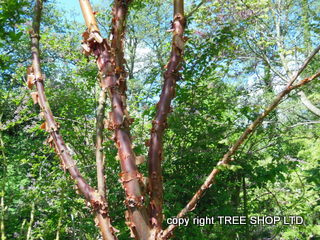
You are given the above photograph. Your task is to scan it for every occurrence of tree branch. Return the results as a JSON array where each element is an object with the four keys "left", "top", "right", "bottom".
[
  {"left": 297, "top": 91, "right": 320, "bottom": 117},
  {"left": 186, "top": 0, "right": 207, "bottom": 19},
  {"left": 29, "top": 1, "right": 117, "bottom": 239},
  {"left": 161, "top": 66, "right": 320, "bottom": 239},
  {"left": 148, "top": 0, "right": 186, "bottom": 231}
]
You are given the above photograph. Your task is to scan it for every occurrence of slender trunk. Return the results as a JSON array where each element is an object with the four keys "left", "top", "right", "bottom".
[
  {"left": 0, "top": 127, "right": 6, "bottom": 240},
  {"left": 148, "top": 0, "right": 185, "bottom": 230},
  {"left": 29, "top": 1, "right": 116, "bottom": 239},
  {"left": 96, "top": 89, "right": 107, "bottom": 198},
  {"left": 242, "top": 176, "right": 249, "bottom": 240},
  {"left": 70, "top": 213, "right": 76, "bottom": 240},
  {"left": 0, "top": 191, "right": 4, "bottom": 240},
  {"left": 230, "top": 173, "right": 241, "bottom": 211},
  {"left": 20, "top": 219, "right": 26, "bottom": 237},
  {"left": 26, "top": 202, "right": 35, "bottom": 240},
  {"left": 55, "top": 209, "right": 62, "bottom": 240}
]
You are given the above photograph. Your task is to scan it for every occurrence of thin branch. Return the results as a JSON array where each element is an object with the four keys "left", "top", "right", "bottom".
[
  {"left": 186, "top": 0, "right": 207, "bottom": 19},
  {"left": 29, "top": 1, "right": 116, "bottom": 239},
  {"left": 147, "top": 0, "right": 186, "bottom": 231},
  {"left": 289, "top": 120, "right": 320, "bottom": 128},
  {"left": 244, "top": 36, "right": 288, "bottom": 83},
  {"left": 287, "top": 44, "right": 320, "bottom": 86},
  {"left": 161, "top": 69, "right": 320, "bottom": 238}
]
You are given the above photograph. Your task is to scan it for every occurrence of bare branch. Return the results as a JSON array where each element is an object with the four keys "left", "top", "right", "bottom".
[
  {"left": 161, "top": 70, "right": 320, "bottom": 239},
  {"left": 289, "top": 120, "right": 320, "bottom": 128}
]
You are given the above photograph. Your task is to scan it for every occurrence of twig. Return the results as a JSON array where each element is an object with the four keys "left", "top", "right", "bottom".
[{"left": 186, "top": 0, "right": 207, "bottom": 19}]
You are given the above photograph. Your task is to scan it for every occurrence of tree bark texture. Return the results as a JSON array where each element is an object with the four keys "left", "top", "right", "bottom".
[
  {"left": 29, "top": 1, "right": 117, "bottom": 239},
  {"left": 79, "top": 1, "right": 152, "bottom": 239},
  {"left": 30, "top": 1, "right": 320, "bottom": 240},
  {"left": 148, "top": 0, "right": 185, "bottom": 230}
]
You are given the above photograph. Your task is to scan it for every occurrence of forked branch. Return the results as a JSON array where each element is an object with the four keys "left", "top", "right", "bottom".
[{"left": 79, "top": 1, "right": 152, "bottom": 239}]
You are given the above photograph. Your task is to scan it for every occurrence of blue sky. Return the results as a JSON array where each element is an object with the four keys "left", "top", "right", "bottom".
[{"left": 56, "top": 0, "right": 102, "bottom": 23}]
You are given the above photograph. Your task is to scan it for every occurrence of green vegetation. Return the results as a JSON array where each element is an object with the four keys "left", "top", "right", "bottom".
[{"left": 0, "top": 0, "right": 319, "bottom": 239}]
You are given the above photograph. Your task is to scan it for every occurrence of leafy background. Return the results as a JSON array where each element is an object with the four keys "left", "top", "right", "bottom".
[{"left": 0, "top": 0, "right": 319, "bottom": 239}]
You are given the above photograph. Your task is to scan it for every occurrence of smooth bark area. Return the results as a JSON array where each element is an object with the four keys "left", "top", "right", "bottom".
[
  {"left": 29, "top": 1, "right": 116, "bottom": 239},
  {"left": 96, "top": 89, "right": 107, "bottom": 198},
  {"left": 148, "top": 0, "right": 185, "bottom": 230}
]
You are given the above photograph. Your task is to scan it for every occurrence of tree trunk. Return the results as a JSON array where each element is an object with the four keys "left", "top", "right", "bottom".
[{"left": 148, "top": 0, "right": 185, "bottom": 231}]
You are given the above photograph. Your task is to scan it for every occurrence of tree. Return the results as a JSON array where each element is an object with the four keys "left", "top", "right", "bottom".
[{"left": 1, "top": 0, "right": 320, "bottom": 239}]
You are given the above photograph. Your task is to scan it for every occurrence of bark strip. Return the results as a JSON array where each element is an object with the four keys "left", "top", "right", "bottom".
[
  {"left": 29, "top": 1, "right": 117, "bottom": 239},
  {"left": 161, "top": 69, "right": 320, "bottom": 238},
  {"left": 148, "top": 0, "right": 186, "bottom": 230},
  {"left": 79, "top": 1, "right": 152, "bottom": 239}
]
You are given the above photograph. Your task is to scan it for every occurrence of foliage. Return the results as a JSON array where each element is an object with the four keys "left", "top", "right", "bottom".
[{"left": 0, "top": 0, "right": 320, "bottom": 239}]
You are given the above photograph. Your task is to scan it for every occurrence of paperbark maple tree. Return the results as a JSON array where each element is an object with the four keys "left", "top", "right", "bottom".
[{"left": 27, "top": 0, "right": 320, "bottom": 239}]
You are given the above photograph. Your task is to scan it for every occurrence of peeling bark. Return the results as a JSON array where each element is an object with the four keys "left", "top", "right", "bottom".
[
  {"left": 79, "top": 1, "right": 152, "bottom": 239},
  {"left": 148, "top": 0, "right": 186, "bottom": 230},
  {"left": 161, "top": 70, "right": 320, "bottom": 239},
  {"left": 29, "top": 1, "right": 116, "bottom": 239}
]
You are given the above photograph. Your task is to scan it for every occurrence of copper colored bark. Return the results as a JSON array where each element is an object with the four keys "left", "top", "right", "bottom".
[
  {"left": 148, "top": 0, "right": 185, "bottom": 230},
  {"left": 79, "top": 1, "right": 151, "bottom": 239},
  {"left": 29, "top": 1, "right": 117, "bottom": 239}
]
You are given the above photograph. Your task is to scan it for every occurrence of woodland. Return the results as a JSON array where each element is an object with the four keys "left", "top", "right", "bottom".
[{"left": 0, "top": 0, "right": 320, "bottom": 239}]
